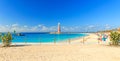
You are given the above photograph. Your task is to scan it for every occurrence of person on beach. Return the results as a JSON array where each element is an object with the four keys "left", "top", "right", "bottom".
[
  {"left": 97, "top": 33, "right": 102, "bottom": 44},
  {"left": 102, "top": 35, "right": 107, "bottom": 41},
  {"left": 102, "top": 34, "right": 108, "bottom": 44}
]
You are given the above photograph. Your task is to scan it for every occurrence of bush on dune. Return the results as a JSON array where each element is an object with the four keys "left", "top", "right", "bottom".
[
  {"left": 0, "top": 32, "right": 13, "bottom": 47},
  {"left": 110, "top": 31, "right": 120, "bottom": 45}
]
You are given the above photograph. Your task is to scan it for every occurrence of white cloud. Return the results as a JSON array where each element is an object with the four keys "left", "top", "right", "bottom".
[
  {"left": 87, "top": 25, "right": 95, "bottom": 29},
  {"left": 41, "top": 26, "right": 48, "bottom": 31},
  {"left": 105, "top": 24, "right": 111, "bottom": 29},
  {"left": 0, "top": 24, "right": 117, "bottom": 32},
  {"left": 24, "top": 25, "right": 28, "bottom": 28},
  {"left": 12, "top": 24, "right": 18, "bottom": 27},
  {"left": 38, "top": 24, "right": 43, "bottom": 27},
  {"left": 0, "top": 24, "right": 77, "bottom": 32}
]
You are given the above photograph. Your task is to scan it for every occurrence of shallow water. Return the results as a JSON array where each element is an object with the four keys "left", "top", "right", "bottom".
[{"left": 1, "top": 32, "right": 87, "bottom": 43}]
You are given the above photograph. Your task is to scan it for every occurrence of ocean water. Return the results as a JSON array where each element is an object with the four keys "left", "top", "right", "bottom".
[{"left": 1, "top": 32, "right": 87, "bottom": 43}]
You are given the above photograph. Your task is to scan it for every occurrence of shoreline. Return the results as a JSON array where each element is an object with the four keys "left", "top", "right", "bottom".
[
  {"left": 0, "top": 33, "right": 90, "bottom": 45},
  {"left": 5, "top": 33, "right": 91, "bottom": 45}
]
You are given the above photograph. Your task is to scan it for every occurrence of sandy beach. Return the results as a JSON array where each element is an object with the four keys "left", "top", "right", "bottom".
[{"left": 0, "top": 33, "right": 120, "bottom": 61}]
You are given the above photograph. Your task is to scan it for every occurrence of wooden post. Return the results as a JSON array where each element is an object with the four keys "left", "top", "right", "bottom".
[
  {"left": 83, "top": 37, "right": 85, "bottom": 44},
  {"left": 24, "top": 37, "right": 27, "bottom": 45},
  {"left": 39, "top": 38, "right": 41, "bottom": 45},
  {"left": 54, "top": 38, "right": 56, "bottom": 44},
  {"left": 69, "top": 39, "right": 71, "bottom": 44},
  {"left": 98, "top": 39, "right": 100, "bottom": 44},
  {"left": 14, "top": 38, "right": 17, "bottom": 46}
]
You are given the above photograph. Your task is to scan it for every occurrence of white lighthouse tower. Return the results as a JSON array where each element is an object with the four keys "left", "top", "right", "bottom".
[{"left": 57, "top": 22, "right": 61, "bottom": 33}]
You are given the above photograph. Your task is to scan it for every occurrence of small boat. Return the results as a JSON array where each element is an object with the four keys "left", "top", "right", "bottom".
[{"left": 16, "top": 33, "right": 25, "bottom": 36}]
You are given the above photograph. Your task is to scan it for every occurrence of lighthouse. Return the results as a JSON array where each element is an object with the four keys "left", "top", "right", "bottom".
[{"left": 58, "top": 22, "right": 61, "bottom": 33}]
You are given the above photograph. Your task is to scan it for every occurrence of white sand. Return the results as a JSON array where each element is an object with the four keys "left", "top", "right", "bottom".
[{"left": 0, "top": 33, "right": 120, "bottom": 61}]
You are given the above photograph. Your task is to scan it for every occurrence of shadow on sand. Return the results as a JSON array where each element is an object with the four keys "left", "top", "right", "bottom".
[
  {"left": 10, "top": 45, "right": 31, "bottom": 47},
  {"left": 0, "top": 45, "right": 31, "bottom": 48}
]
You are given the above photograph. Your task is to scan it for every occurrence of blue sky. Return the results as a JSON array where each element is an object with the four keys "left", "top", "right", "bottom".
[{"left": 0, "top": 0, "right": 120, "bottom": 32}]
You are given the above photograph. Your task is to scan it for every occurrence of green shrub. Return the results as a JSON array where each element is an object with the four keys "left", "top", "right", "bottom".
[
  {"left": 0, "top": 33, "right": 1, "bottom": 41},
  {"left": 1, "top": 32, "right": 13, "bottom": 47},
  {"left": 110, "top": 31, "right": 120, "bottom": 45}
]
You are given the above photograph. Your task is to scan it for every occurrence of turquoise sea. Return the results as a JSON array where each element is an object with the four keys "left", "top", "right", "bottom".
[{"left": 1, "top": 32, "right": 87, "bottom": 43}]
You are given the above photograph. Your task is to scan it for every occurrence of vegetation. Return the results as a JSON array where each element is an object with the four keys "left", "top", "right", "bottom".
[
  {"left": 14, "top": 30, "right": 16, "bottom": 34},
  {"left": 0, "top": 32, "right": 13, "bottom": 47},
  {"left": 110, "top": 31, "right": 120, "bottom": 45},
  {"left": 0, "top": 33, "right": 2, "bottom": 41}
]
